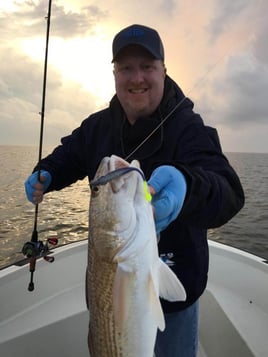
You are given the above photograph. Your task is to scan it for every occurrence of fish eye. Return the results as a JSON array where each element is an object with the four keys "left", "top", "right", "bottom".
[{"left": 90, "top": 185, "right": 99, "bottom": 197}]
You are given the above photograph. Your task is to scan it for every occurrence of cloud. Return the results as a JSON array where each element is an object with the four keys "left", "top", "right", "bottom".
[
  {"left": 207, "top": 0, "right": 257, "bottom": 43},
  {"left": 187, "top": 0, "right": 268, "bottom": 137},
  {"left": 0, "top": 0, "right": 267, "bottom": 152},
  {"left": 199, "top": 52, "right": 268, "bottom": 127},
  {"left": 0, "top": 47, "right": 99, "bottom": 146},
  {"left": 0, "top": 47, "right": 52, "bottom": 105},
  {"left": 224, "top": 55, "right": 268, "bottom": 124},
  {"left": 250, "top": 1, "right": 268, "bottom": 64},
  {"left": 0, "top": 0, "right": 107, "bottom": 39},
  {"left": 158, "top": 0, "right": 177, "bottom": 16},
  {"left": 51, "top": 3, "right": 107, "bottom": 38}
]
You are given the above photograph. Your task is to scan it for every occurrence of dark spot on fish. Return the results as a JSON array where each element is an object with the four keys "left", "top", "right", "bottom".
[{"left": 91, "top": 186, "right": 100, "bottom": 197}]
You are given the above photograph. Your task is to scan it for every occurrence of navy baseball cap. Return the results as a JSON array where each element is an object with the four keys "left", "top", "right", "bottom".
[{"left": 112, "top": 24, "right": 165, "bottom": 62}]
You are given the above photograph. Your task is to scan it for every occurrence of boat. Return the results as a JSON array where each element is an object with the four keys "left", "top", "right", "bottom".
[{"left": 0, "top": 240, "right": 267, "bottom": 357}]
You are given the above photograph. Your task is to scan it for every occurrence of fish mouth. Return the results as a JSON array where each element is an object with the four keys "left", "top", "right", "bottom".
[{"left": 90, "top": 157, "right": 144, "bottom": 190}]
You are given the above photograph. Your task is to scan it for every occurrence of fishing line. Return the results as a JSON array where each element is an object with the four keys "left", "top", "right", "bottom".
[
  {"left": 22, "top": 2, "right": 261, "bottom": 290},
  {"left": 123, "top": 13, "right": 260, "bottom": 162},
  {"left": 24, "top": 0, "right": 53, "bottom": 292},
  {"left": 123, "top": 50, "right": 231, "bottom": 162}
]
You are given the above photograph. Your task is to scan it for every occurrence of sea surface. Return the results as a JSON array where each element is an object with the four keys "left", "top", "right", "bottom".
[{"left": 0, "top": 145, "right": 267, "bottom": 269}]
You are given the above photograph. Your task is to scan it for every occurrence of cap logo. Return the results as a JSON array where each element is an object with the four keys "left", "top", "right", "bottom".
[{"left": 124, "top": 28, "right": 145, "bottom": 38}]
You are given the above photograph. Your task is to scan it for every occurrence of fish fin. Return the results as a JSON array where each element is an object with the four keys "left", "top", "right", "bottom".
[
  {"left": 113, "top": 263, "right": 135, "bottom": 331},
  {"left": 148, "top": 270, "right": 165, "bottom": 331},
  {"left": 158, "top": 258, "right": 187, "bottom": 302}
]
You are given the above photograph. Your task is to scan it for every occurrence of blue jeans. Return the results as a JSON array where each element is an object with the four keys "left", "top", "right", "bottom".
[{"left": 154, "top": 301, "right": 199, "bottom": 357}]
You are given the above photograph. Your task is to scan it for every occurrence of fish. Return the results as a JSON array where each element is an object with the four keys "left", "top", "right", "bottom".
[{"left": 86, "top": 155, "right": 186, "bottom": 357}]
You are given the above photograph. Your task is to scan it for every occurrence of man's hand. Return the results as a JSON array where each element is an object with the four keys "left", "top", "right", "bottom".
[
  {"left": 148, "top": 165, "right": 187, "bottom": 234},
  {"left": 24, "top": 170, "right": 52, "bottom": 204}
]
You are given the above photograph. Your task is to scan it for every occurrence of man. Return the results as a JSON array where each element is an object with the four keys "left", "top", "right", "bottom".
[{"left": 25, "top": 24, "right": 244, "bottom": 356}]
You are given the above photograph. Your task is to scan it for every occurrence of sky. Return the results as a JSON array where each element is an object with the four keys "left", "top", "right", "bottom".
[{"left": 0, "top": 0, "right": 267, "bottom": 153}]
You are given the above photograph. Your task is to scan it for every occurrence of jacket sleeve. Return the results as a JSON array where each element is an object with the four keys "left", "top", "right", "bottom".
[
  {"left": 176, "top": 123, "right": 245, "bottom": 229},
  {"left": 34, "top": 122, "right": 88, "bottom": 192},
  {"left": 155, "top": 118, "right": 245, "bottom": 229}
]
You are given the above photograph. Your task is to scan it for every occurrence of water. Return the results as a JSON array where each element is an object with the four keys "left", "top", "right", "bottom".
[
  {"left": 207, "top": 152, "right": 268, "bottom": 261},
  {"left": 0, "top": 145, "right": 267, "bottom": 268},
  {"left": 0, "top": 145, "right": 89, "bottom": 268}
]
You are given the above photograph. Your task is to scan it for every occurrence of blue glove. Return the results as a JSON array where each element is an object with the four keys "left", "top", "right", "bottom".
[
  {"left": 148, "top": 165, "right": 187, "bottom": 234},
  {"left": 24, "top": 170, "right": 52, "bottom": 204}
]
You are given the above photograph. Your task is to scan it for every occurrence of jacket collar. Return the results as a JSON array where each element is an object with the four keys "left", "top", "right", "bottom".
[{"left": 109, "top": 75, "right": 190, "bottom": 160}]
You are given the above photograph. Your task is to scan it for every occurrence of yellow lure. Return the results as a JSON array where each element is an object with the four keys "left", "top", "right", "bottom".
[{"left": 143, "top": 181, "right": 152, "bottom": 202}]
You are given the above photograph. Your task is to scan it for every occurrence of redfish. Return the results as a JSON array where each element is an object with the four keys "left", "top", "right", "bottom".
[{"left": 86, "top": 155, "right": 186, "bottom": 356}]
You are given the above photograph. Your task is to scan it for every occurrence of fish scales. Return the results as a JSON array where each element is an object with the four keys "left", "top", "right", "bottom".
[
  {"left": 87, "top": 244, "right": 120, "bottom": 355},
  {"left": 87, "top": 196, "right": 120, "bottom": 355},
  {"left": 86, "top": 155, "right": 186, "bottom": 356}
]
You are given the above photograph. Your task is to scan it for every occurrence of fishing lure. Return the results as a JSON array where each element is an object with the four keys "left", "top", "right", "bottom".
[{"left": 90, "top": 167, "right": 152, "bottom": 202}]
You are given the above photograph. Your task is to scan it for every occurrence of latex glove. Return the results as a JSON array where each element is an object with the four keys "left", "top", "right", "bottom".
[
  {"left": 24, "top": 170, "right": 52, "bottom": 204},
  {"left": 148, "top": 165, "right": 187, "bottom": 234}
]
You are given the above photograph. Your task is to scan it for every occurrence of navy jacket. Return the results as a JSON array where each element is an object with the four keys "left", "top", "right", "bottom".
[{"left": 36, "top": 76, "right": 244, "bottom": 312}]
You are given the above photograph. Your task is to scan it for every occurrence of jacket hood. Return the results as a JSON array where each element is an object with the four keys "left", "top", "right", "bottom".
[{"left": 160, "top": 75, "right": 194, "bottom": 115}]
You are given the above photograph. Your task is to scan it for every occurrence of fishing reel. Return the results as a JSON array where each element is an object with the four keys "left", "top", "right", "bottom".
[
  {"left": 22, "top": 237, "right": 58, "bottom": 263},
  {"left": 22, "top": 236, "right": 58, "bottom": 292}
]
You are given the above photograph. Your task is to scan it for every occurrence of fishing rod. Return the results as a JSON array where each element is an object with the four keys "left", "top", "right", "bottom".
[
  {"left": 22, "top": 0, "right": 58, "bottom": 292},
  {"left": 21, "top": 3, "right": 256, "bottom": 290}
]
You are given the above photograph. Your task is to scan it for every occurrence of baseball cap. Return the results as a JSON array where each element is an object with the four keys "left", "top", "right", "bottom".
[{"left": 112, "top": 24, "right": 164, "bottom": 62}]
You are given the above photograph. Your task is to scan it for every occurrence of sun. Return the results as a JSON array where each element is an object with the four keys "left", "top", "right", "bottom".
[
  {"left": 50, "top": 35, "right": 115, "bottom": 107},
  {"left": 20, "top": 32, "right": 115, "bottom": 108},
  {"left": 4, "top": 1, "right": 116, "bottom": 107}
]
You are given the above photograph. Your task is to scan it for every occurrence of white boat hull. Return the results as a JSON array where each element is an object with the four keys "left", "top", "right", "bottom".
[{"left": 0, "top": 240, "right": 267, "bottom": 357}]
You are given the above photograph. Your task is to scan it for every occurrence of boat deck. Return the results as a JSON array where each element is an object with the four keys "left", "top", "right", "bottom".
[{"left": 0, "top": 240, "right": 267, "bottom": 356}]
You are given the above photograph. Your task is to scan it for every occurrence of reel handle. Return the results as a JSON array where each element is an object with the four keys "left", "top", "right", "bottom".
[{"left": 22, "top": 237, "right": 58, "bottom": 291}]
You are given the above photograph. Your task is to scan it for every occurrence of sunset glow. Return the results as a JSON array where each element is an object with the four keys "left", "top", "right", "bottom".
[{"left": 0, "top": 0, "right": 267, "bottom": 152}]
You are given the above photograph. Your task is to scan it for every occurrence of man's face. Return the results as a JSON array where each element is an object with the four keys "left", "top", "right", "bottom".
[{"left": 113, "top": 45, "right": 166, "bottom": 124}]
